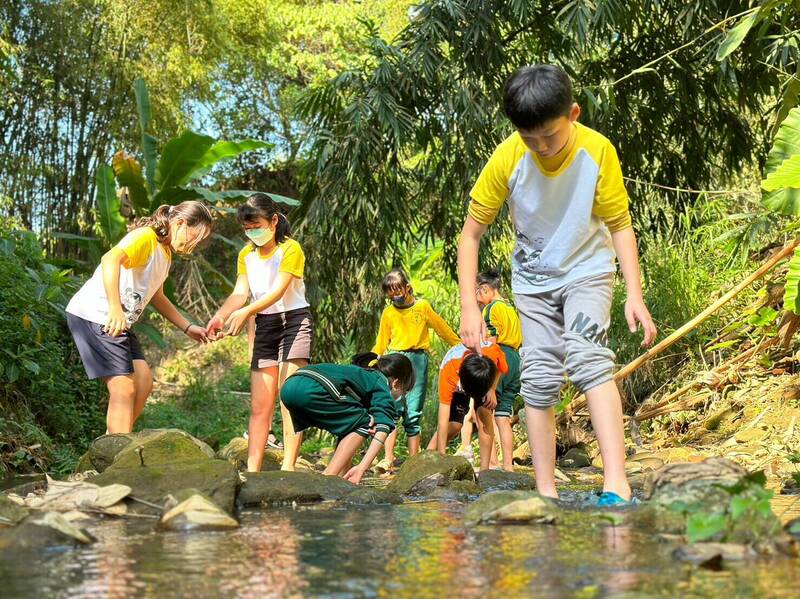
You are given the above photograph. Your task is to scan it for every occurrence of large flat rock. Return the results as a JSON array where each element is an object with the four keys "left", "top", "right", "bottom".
[{"left": 238, "top": 471, "right": 356, "bottom": 506}]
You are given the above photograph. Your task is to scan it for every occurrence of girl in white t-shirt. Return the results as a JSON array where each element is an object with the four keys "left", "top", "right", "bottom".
[
  {"left": 66, "top": 201, "right": 213, "bottom": 434},
  {"left": 207, "top": 193, "right": 313, "bottom": 472}
]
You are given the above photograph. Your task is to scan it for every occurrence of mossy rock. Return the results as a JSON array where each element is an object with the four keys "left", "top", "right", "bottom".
[
  {"left": 89, "top": 459, "right": 239, "bottom": 513},
  {"left": 477, "top": 470, "right": 535, "bottom": 492},
  {"left": 465, "top": 490, "right": 559, "bottom": 526},
  {"left": 0, "top": 496, "right": 29, "bottom": 526},
  {"left": 216, "top": 437, "right": 282, "bottom": 471},
  {"left": 336, "top": 488, "right": 404, "bottom": 506},
  {"left": 429, "top": 479, "right": 482, "bottom": 502},
  {"left": 0, "top": 512, "right": 95, "bottom": 552},
  {"left": 238, "top": 471, "right": 357, "bottom": 506},
  {"left": 76, "top": 429, "right": 215, "bottom": 474},
  {"left": 109, "top": 430, "right": 215, "bottom": 470},
  {"left": 386, "top": 451, "right": 475, "bottom": 495}
]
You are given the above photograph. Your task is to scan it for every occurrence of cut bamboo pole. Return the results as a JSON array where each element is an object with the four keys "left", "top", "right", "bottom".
[{"left": 558, "top": 238, "right": 799, "bottom": 425}]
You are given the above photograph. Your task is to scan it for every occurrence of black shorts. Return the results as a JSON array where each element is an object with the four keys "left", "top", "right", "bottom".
[
  {"left": 66, "top": 313, "right": 145, "bottom": 380},
  {"left": 251, "top": 307, "right": 313, "bottom": 370}
]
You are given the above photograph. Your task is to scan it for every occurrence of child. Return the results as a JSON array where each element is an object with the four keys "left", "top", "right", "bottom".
[
  {"left": 280, "top": 352, "right": 415, "bottom": 484},
  {"left": 206, "top": 193, "right": 312, "bottom": 473},
  {"left": 458, "top": 65, "right": 657, "bottom": 505},
  {"left": 476, "top": 268, "right": 522, "bottom": 471},
  {"left": 427, "top": 342, "right": 508, "bottom": 471},
  {"left": 371, "top": 269, "right": 461, "bottom": 471},
  {"left": 66, "top": 201, "right": 213, "bottom": 434}
]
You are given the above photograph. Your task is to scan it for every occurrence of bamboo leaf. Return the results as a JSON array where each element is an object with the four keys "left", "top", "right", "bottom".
[
  {"left": 762, "top": 107, "right": 800, "bottom": 215},
  {"left": 187, "top": 139, "right": 273, "bottom": 182},
  {"left": 112, "top": 151, "right": 150, "bottom": 214},
  {"left": 133, "top": 77, "right": 151, "bottom": 133},
  {"left": 95, "top": 164, "right": 126, "bottom": 245},
  {"left": 153, "top": 186, "right": 300, "bottom": 206},
  {"left": 142, "top": 134, "right": 159, "bottom": 199},
  {"left": 716, "top": 10, "right": 760, "bottom": 61},
  {"left": 155, "top": 131, "right": 216, "bottom": 194}
]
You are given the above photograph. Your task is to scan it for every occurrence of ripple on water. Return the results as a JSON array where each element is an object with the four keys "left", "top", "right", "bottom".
[{"left": 1, "top": 501, "right": 799, "bottom": 598}]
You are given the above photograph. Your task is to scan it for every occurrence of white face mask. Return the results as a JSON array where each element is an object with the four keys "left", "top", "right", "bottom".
[{"left": 245, "top": 227, "right": 274, "bottom": 247}]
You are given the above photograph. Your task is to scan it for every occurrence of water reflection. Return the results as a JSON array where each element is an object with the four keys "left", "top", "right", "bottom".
[{"left": 1, "top": 501, "right": 799, "bottom": 598}]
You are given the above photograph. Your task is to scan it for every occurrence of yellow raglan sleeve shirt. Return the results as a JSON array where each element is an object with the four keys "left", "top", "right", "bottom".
[
  {"left": 117, "top": 227, "right": 158, "bottom": 269},
  {"left": 236, "top": 245, "right": 254, "bottom": 276},
  {"left": 279, "top": 239, "right": 305, "bottom": 278},
  {"left": 468, "top": 134, "right": 527, "bottom": 225},
  {"left": 591, "top": 141, "right": 631, "bottom": 232}
]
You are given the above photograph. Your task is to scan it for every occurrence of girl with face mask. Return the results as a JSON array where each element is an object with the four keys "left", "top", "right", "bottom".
[
  {"left": 370, "top": 269, "right": 461, "bottom": 473},
  {"left": 207, "top": 193, "right": 312, "bottom": 473},
  {"left": 65, "top": 201, "right": 214, "bottom": 434}
]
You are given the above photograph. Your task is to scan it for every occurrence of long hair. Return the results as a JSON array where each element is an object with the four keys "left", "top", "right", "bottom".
[
  {"left": 237, "top": 192, "right": 291, "bottom": 244},
  {"left": 131, "top": 201, "right": 213, "bottom": 244},
  {"left": 352, "top": 352, "right": 415, "bottom": 392}
]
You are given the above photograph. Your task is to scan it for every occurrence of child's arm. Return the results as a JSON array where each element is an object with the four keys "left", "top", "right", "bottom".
[
  {"left": 99, "top": 248, "right": 128, "bottom": 337},
  {"left": 425, "top": 303, "right": 461, "bottom": 347},
  {"left": 611, "top": 227, "right": 656, "bottom": 346},
  {"left": 206, "top": 274, "right": 250, "bottom": 338},
  {"left": 434, "top": 401, "right": 451, "bottom": 454},
  {"left": 371, "top": 310, "right": 390, "bottom": 355},
  {"left": 457, "top": 216, "right": 489, "bottom": 352},
  {"left": 150, "top": 287, "right": 208, "bottom": 343},
  {"left": 224, "top": 272, "right": 294, "bottom": 335},
  {"left": 343, "top": 431, "right": 390, "bottom": 484}
]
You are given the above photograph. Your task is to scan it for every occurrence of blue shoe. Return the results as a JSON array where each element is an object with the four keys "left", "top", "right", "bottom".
[{"left": 597, "top": 492, "right": 637, "bottom": 507}]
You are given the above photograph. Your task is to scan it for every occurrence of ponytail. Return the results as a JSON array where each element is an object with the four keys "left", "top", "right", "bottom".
[
  {"left": 352, "top": 352, "right": 415, "bottom": 392},
  {"left": 131, "top": 201, "right": 213, "bottom": 244}
]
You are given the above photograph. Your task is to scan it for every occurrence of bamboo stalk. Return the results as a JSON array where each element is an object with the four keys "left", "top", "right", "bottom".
[{"left": 559, "top": 239, "right": 799, "bottom": 425}]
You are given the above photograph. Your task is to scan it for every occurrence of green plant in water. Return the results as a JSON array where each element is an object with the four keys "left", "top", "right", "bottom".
[{"left": 671, "top": 471, "right": 780, "bottom": 544}]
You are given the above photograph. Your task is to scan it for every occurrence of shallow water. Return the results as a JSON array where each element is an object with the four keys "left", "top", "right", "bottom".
[{"left": 1, "top": 499, "right": 799, "bottom": 598}]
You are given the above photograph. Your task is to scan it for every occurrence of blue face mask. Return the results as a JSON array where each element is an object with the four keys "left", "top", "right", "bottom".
[
  {"left": 245, "top": 227, "right": 273, "bottom": 247},
  {"left": 390, "top": 295, "right": 406, "bottom": 306}
]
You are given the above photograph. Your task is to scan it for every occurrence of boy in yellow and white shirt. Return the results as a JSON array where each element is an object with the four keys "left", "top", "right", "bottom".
[{"left": 458, "top": 65, "right": 657, "bottom": 506}]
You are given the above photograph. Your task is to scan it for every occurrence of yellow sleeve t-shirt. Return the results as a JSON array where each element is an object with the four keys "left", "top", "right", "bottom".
[
  {"left": 237, "top": 238, "right": 309, "bottom": 315},
  {"left": 371, "top": 299, "right": 461, "bottom": 354},
  {"left": 469, "top": 122, "right": 631, "bottom": 293},
  {"left": 482, "top": 300, "right": 522, "bottom": 350}
]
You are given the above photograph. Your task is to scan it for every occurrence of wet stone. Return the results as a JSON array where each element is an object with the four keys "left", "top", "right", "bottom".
[
  {"left": 465, "top": 490, "right": 560, "bottom": 526},
  {"left": 238, "top": 471, "right": 356, "bottom": 506},
  {"left": 385, "top": 451, "right": 475, "bottom": 496},
  {"left": 477, "top": 470, "right": 535, "bottom": 492}
]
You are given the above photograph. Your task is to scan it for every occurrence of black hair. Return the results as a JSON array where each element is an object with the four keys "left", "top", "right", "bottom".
[
  {"left": 503, "top": 64, "right": 573, "bottom": 130},
  {"left": 352, "top": 352, "right": 416, "bottom": 392},
  {"left": 237, "top": 192, "right": 291, "bottom": 244},
  {"left": 381, "top": 269, "right": 411, "bottom": 294},
  {"left": 477, "top": 268, "right": 502, "bottom": 290},
  {"left": 459, "top": 354, "right": 497, "bottom": 402}
]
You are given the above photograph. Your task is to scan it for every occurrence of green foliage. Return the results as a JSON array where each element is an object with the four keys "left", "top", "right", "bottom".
[
  {"left": 671, "top": 470, "right": 780, "bottom": 544},
  {"left": 95, "top": 164, "right": 127, "bottom": 244},
  {"left": 0, "top": 225, "right": 105, "bottom": 474},
  {"left": 762, "top": 107, "right": 800, "bottom": 215}
]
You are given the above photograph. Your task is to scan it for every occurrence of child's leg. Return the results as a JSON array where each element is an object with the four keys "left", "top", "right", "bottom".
[
  {"left": 459, "top": 406, "right": 474, "bottom": 449},
  {"left": 514, "top": 291, "right": 567, "bottom": 498},
  {"left": 495, "top": 416, "right": 514, "bottom": 471},
  {"left": 249, "top": 366, "right": 279, "bottom": 472},
  {"left": 278, "top": 359, "right": 306, "bottom": 471},
  {"left": 325, "top": 432, "right": 364, "bottom": 476},
  {"left": 426, "top": 422, "right": 461, "bottom": 451},
  {"left": 105, "top": 374, "right": 137, "bottom": 434},
  {"left": 131, "top": 359, "right": 153, "bottom": 426},
  {"left": 562, "top": 274, "right": 630, "bottom": 499},
  {"left": 489, "top": 419, "right": 500, "bottom": 468},
  {"left": 474, "top": 406, "right": 495, "bottom": 471},
  {"left": 383, "top": 429, "right": 398, "bottom": 464},
  {"left": 586, "top": 381, "right": 630, "bottom": 499},
  {"left": 525, "top": 405, "right": 557, "bottom": 496},
  {"left": 401, "top": 352, "right": 428, "bottom": 456}
]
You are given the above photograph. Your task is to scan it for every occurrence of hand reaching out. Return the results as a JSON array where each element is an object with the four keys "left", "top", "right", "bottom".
[
  {"left": 625, "top": 297, "right": 657, "bottom": 347},
  {"left": 206, "top": 315, "right": 225, "bottom": 341},
  {"left": 185, "top": 324, "right": 209, "bottom": 344},
  {"left": 343, "top": 466, "right": 366, "bottom": 485},
  {"left": 224, "top": 307, "right": 251, "bottom": 336}
]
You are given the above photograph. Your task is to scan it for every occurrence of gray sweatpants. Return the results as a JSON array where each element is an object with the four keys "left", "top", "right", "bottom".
[{"left": 514, "top": 273, "right": 616, "bottom": 409}]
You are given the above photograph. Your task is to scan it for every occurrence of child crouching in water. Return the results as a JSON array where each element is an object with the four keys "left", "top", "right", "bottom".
[
  {"left": 66, "top": 201, "right": 214, "bottom": 433},
  {"left": 280, "top": 353, "right": 415, "bottom": 484},
  {"left": 428, "top": 343, "right": 508, "bottom": 471}
]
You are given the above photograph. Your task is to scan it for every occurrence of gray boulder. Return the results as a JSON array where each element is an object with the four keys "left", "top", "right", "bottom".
[
  {"left": 465, "top": 491, "right": 559, "bottom": 526},
  {"left": 477, "top": 470, "right": 535, "bottom": 492},
  {"left": 159, "top": 493, "right": 239, "bottom": 531},
  {"left": 238, "top": 471, "right": 356, "bottom": 506}
]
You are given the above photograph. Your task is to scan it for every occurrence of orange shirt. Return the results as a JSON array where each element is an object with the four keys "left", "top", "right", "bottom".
[{"left": 438, "top": 343, "right": 508, "bottom": 405}]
